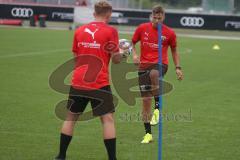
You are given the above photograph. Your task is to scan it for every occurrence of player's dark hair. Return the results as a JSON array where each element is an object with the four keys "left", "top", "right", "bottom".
[
  {"left": 152, "top": 5, "right": 165, "bottom": 14},
  {"left": 94, "top": 1, "right": 112, "bottom": 16}
]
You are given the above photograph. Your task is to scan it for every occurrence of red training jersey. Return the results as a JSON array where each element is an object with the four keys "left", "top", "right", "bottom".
[
  {"left": 132, "top": 22, "right": 177, "bottom": 69},
  {"left": 72, "top": 22, "right": 119, "bottom": 90}
]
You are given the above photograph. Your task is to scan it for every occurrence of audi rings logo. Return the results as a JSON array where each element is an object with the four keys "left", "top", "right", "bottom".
[
  {"left": 11, "top": 8, "right": 34, "bottom": 18},
  {"left": 180, "top": 17, "right": 205, "bottom": 27}
]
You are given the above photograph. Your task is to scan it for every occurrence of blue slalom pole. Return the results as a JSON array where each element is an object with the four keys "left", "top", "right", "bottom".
[{"left": 158, "top": 23, "right": 163, "bottom": 160}]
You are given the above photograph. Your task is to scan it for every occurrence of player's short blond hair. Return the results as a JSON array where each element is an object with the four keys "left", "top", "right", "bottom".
[
  {"left": 152, "top": 5, "right": 165, "bottom": 15},
  {"left": 94, "top": 1, "right": 112, "bottom": 16}
]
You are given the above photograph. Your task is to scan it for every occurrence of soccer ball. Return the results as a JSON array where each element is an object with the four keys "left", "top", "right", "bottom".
[
  {"left": 119, "top": 39, "right": 132, "bottom": 57},
  {"left": 119, "top": 39, "right": 132, "bottom": 50}
]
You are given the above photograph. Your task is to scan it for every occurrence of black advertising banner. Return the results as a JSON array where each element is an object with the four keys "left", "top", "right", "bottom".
[
  {"left": 0, "top": 4, "right": 74, "bottom": 22},
  {"left": 114, "top": 9, "right": 240, "bottom": 31},
  {"left": 165, "top": 13, "right": 240, "bottom": 31},
  {"left": 0, "top": 3, "right": 239, "bottom": 31}
]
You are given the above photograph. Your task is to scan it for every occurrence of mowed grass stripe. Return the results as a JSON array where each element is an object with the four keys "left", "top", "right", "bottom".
[{"left": 0, "top": 27, "right": 240, "bottom": 160}]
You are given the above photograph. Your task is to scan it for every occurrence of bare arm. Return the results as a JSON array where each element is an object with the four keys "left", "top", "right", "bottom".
[
  {"left": 111, "top": 52, "right": 125, "bottom": 64},
  {"left": 171, "top": 47, "right": 183, "bottom": 81},
  {"left": 132, "top": 44, "right": 140, "bottom": 65},
  {"left": 171, "top": 47, "right": 180, "bottom": 67}
]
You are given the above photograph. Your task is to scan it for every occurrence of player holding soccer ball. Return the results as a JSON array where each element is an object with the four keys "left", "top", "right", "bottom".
[
  {"left": 54, "top": 1, "right": 130, "bottom": 160},
  {"left": 132, "top": 5, "right": 184, "bottom": 144}
]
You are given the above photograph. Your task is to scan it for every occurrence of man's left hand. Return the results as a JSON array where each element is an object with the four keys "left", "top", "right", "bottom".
[{"left": 176, "top": 69, "right": 183, "bottom": 81}]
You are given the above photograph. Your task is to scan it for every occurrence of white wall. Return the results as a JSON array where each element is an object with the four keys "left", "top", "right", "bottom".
[{"left": 74, "top": 6, "right": 94, "bottom": 24}]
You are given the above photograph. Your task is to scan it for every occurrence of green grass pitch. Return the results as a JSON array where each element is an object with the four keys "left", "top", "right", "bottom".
[{"left": 0, "top": 27, "right": 240, "bottom": 160}]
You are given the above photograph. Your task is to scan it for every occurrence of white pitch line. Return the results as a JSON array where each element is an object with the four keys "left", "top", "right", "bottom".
[
  {"left": 3, "top": 25, "right": 239, "bottom": 41},
  {"left": 119, "top": 30, "right": 240, "bottom": 41},
  {"left": 0, "top": 49, "right": 69, "bottom": 59}
]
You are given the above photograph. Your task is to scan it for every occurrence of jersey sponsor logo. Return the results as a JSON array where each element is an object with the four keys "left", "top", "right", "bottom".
[
  {"left": 11, "top": 8, "right": 33, "bottom": 18},
  {"left": 78, "top": 42, "right": 101, "bottom": 49},
  {"left": 143, "top": 42, "right": 159, "bottom": 49},
  {"left": 180, "top": 16, "right": 204, "bottom": 27},
  {"left": 84, "top": 28, "right": 99, "bottom": 40}
]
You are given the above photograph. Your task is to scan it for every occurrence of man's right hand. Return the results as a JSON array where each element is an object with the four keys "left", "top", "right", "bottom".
[{"left": 133, "top": 55, "right": 140, "bottom": 65}]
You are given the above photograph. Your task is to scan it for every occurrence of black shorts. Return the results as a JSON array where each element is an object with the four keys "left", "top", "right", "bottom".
[
  {"left": 138, "top": 64, "right": 168, "bottom": 97},
  {"left": 67, "top": 85, "right": 115, "bottom": 116}
]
